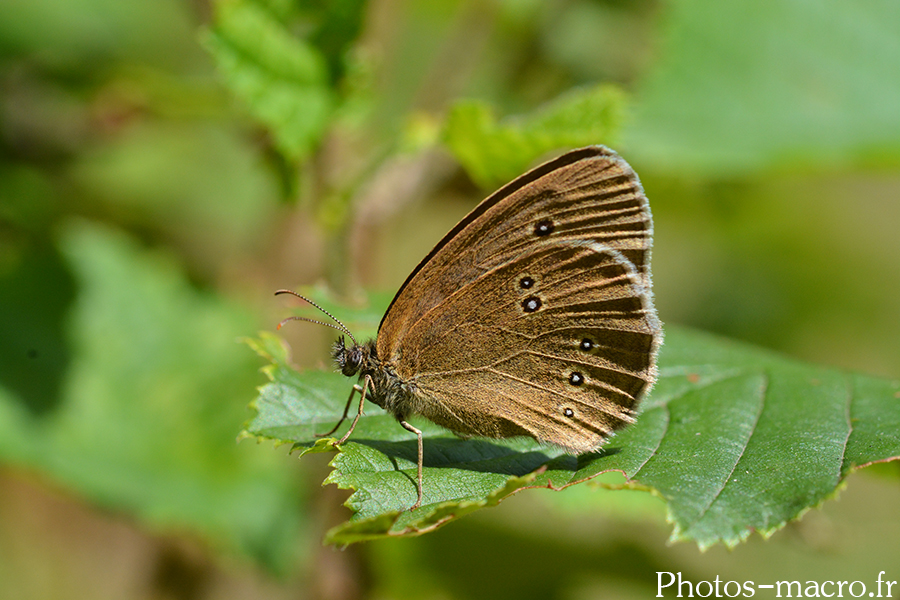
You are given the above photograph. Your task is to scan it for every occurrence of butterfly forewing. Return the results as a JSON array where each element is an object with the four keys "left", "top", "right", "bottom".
[
  {"left": 472, "top": 159, "right": 652, "bottom": 284},
  {"left": 379, "top": 146, "right": 654, "bottom": 354}
]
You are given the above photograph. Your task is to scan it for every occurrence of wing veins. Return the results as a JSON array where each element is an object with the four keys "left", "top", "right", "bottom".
[{"left": 484, "top": 367, "right": 629, "bottom": 420}]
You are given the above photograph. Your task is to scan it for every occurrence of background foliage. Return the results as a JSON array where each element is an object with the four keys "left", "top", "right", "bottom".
[{"left": 1, "top": 0, "right": 898, "bottom": 599}]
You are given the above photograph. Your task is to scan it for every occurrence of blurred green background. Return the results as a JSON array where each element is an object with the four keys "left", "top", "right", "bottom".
[{"left": 1, "top": 0, "right": 898, "bottom": 599}]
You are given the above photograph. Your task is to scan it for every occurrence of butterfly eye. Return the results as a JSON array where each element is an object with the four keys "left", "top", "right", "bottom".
[
  {"left": 579, "top": 338, "right": 594, "bottom": 351},
  {"left": 519, "top": 276, "right": 535, "bottom": 289},
  {"left": 533, "top": 220, "right": 554, "bottom": 236},
  {"left": 521, "top": 296, "right": 542, "bottom": 312},
  {"left": 339, "top": 346, "right": 364, "bottom": 376},
  {"left": 568, "top": 372, "right": 585, "bottom": 386}
]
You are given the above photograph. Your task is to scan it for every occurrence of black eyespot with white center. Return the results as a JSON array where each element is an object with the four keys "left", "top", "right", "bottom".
[
  {"left": 519, "top": 276, "right": 534, "bottom": 289},
  {"left": 569, "top": 372, "right": 585, "bottom": 386},
  {"left": 534, "top": 219, "right": 554, "bottom": 236},
  {"left": 522, "top": 296, "right": 542, "bottom": 312},
  {"left": 580, "top": 338, "right": 593, "bottom": 351},
  {"left": 563, "top": 407, "right": 575, "bottom": 418}
]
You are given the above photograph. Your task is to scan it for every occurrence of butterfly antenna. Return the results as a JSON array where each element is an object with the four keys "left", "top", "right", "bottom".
[
  {"left": 274, "top": 289, "right": 358, "bottom": 346},
  {"left": 276, "top": 316, "right": 350, "bottom": 336}
]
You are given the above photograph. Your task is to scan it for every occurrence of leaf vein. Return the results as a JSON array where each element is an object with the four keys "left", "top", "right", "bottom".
[{"left": 685, "top": 371, "right": 769, "bottom": 530}]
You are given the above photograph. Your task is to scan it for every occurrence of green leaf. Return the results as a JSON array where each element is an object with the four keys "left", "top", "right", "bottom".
[
  {"left": 442, "top": 84, "right": 627, "bottom": 188},
  {"left": 202, "top": 0, "right": 333, "bottom": 160},
  {"left": 626, "top": 0, "right": 900, "bottom": 174},
  {"left": 0, "top": 221, "right": 306, "bottom": 572},
  {"left": 246, "top": 317, "right": 900, "bottom": 547},
  {"left": 298, "top": 0, "right": 368, "bottom": 82}
]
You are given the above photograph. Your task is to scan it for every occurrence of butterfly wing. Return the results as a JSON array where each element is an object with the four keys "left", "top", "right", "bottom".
[
  {"left": 395, "top": 240, "right": 657, "bottom": 452},
  {"left": 379, "top": 146, "right": 654, "bottom": 336},
  {"left": 376, "top": 146, "right": 660, "bottom": 451}
]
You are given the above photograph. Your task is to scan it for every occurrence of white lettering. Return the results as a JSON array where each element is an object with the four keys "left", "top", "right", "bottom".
[
  {"left": 658, "top": 572, "right": 677, "bottom": 597},
  {"left": 848, "top": 581, "right": 865, "bottom": 598},
  {"left": 777, "top": 581, "right": 802, "bottom": 598}
]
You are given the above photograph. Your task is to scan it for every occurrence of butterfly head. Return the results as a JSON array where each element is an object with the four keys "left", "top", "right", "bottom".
[{"left": 332, "top": 335, "right": 370, "bottom": 377}]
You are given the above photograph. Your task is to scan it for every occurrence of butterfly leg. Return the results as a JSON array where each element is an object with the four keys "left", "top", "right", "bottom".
[
  {"left": 336, "top": 374, "right": 373, "bottom": 445},
  {"left": 399, "top": 419, "right": 424, "bottom": 510},
  {"left": 315, "top": 386, "right": 356, "bottom": 438}
]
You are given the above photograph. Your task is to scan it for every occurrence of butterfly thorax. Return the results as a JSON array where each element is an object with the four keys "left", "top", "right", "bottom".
[{"left": 332, "top": 336, "right": 417, "bottom": 419}]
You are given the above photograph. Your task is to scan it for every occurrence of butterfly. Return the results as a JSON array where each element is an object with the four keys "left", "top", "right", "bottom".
[{"left": 278, "top": 145, "right": 662, "bottom": 510}]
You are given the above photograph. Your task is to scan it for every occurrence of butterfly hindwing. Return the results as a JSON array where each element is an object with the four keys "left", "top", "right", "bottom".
[{"left": 394, "top": 240, "right": 658, "bottom": 452}]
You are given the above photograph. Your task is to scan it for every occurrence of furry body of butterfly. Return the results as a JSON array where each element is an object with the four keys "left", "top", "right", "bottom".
[{"left": 295, "top": 145, "right": 662, "bottom": 511}]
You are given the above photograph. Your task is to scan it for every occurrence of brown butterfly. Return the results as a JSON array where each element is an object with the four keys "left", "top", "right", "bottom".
[{"left": 278, "top": 145, "right": 662, "bottom": 510}]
